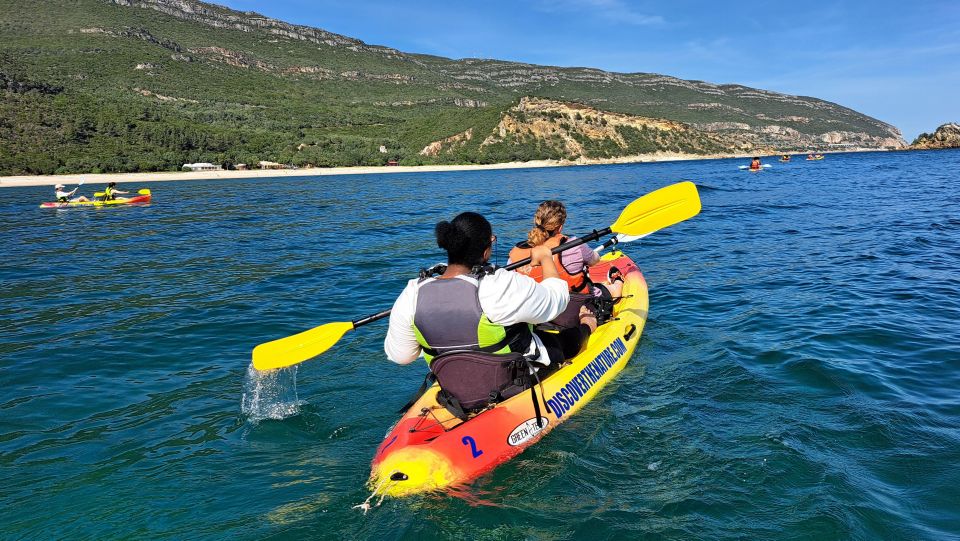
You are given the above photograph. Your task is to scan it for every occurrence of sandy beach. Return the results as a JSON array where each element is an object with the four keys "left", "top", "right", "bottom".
[
  {"left": 0, "top": 151, "right": 763, "bottom": 188},
  {"left": 0, "top": 148, "right": 884, "bottom": 189}
]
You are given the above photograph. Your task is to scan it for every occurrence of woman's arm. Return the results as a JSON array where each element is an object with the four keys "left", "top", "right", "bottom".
[
  {"left": 383, "top": 280, "right": 422, "bottom": 364},
  {"left": 480, "top": 268, "right": 569, "bottom": 326},
  {"left": 531, "top": 244, "right": 559, "bottom": 280}
]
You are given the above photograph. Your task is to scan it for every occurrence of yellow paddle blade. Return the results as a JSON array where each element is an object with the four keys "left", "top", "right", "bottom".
[
  {"left": 610, "top": 181, "right": 701, "bottom": 236},
  {"left": 94, "top": 192, "right": 105, "bottom": 197},
  {"left": 138, "top": 189, "right": 151, "bottom": 195},
  {"left": 252, "top": 321, "right": 355, "bottom": 371}
]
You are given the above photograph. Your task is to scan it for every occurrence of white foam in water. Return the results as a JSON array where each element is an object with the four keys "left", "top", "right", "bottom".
[{"left": 241, "top": 363, "right": 305, "bottom": 422}]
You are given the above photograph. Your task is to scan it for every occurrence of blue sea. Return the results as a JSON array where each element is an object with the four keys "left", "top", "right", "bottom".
[{"left": 2, "top": 150, "right": 958, "bottom": 540}]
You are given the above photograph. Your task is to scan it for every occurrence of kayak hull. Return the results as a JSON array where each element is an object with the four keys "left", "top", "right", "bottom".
[
  {"left": 39, "top": 194, "right": 151, "bottom": 208},
  {"left": 369, "top": 252, "right": 648, "bottom": 497}
]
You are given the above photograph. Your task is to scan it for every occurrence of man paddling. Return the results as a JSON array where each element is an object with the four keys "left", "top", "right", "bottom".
[
  {"left": 749, "top": 157, "right": 762, "bottom": 170},
  {"left": 54, "top": 184, "right": 90, "bottom": 203}
]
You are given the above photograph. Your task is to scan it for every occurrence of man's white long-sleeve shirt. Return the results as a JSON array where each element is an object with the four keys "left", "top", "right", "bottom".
[{"left": 384, "top": 268, "right": 569, "bottom": 366}]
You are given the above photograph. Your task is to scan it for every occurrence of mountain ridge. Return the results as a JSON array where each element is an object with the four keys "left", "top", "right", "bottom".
[{"left": 0, "top": 0, "right": 906, "bottom": 175}]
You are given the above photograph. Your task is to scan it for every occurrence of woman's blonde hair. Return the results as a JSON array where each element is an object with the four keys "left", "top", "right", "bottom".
[{"left": 527, "top": 200, "right": 567, "bottom": 246}]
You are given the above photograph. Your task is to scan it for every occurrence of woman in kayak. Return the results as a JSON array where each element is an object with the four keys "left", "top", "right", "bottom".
[
  {"left": 384, "top": 211, "right": 594, "bottom": 371},
  {"left": 102, "top": 182, "right": 129, "bottom": 201},
  {"left": 509, "top": 200, "right": 624, "bottom": 300},
  {"left": 54, "top": 184, "right": 90, "bottom": 203}
]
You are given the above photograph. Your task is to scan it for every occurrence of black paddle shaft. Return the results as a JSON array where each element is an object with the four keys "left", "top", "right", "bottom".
[
  {"left": 349, "top": 226, "right": 613, "bottom": 330},
  {"left": 353, "top": 309, "right": 392, "bottom": 327},
  {"left": 503, "top": 227, "right": 611, "bottom": 271}
]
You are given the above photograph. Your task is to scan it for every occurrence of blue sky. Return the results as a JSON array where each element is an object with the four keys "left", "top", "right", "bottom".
[{"left": 220, "top": 0, "right": 959, "bottom": 140}]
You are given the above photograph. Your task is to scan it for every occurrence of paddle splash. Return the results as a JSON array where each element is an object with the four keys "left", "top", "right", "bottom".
[{"left": 241, "top": 364, "right": 304, "bottom": 422}]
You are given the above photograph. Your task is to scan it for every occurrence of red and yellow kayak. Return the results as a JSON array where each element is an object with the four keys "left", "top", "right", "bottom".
[
  {"left": 39, "top": 189, "right": 152, "bottom": 208},
  {"left": 369, "top": 251, "right": 648, "bottom": 497}
]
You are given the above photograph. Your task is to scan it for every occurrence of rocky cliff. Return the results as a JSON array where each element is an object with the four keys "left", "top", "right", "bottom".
[
  {"left": 456, "top": 97, "right": 749, "bottom": 158},
  {"left": 911, "top": 123, "right": 960, "bottom": 149},
  {"left": 109, "top": 0, "right": 410, "bottom": 59}
]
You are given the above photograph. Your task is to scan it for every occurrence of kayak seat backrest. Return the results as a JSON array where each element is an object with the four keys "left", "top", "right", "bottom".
[{"left": 430, "top": 350, "right": 529, "bottom": 415}]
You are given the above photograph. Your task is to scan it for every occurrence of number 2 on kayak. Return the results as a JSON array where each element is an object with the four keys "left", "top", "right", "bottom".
[{"left": 461, "top": 436, "right": 483, "bottom": 458}]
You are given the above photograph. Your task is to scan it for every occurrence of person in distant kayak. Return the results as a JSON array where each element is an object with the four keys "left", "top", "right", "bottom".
[
  {"left": 102, "top": 182, "right": 129, "bottom": 201},
  {"left": 807, "top": 153, "right": 815, "bottom": 160},
  {"left": 781, "top": 154, "right": 790, "bottom": 161},
  {"left": 54, "top": 183, "right": 90, "bottom": 203},
  {"left": 385, "top": 211, "right": 594, "bottom": 371},
  {"left": 750, "top": 157, "right": 762, "bottom": 170}
]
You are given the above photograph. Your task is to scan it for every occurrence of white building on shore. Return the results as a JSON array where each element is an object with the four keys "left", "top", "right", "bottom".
[{"left": 182, "top": 162, "right": 222, "bottom": 172}]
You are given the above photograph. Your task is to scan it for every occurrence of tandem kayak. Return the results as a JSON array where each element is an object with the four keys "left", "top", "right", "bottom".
[
  {"left": 39, "top": 190, "right": 152, "bottom": 208},
  {"left": 368, "top": 250, "right": 648, "bottom": 497}
]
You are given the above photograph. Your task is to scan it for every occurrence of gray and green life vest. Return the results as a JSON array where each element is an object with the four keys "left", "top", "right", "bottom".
[{"left": 412, "top": 273, "right": 532, "bottom": 364}]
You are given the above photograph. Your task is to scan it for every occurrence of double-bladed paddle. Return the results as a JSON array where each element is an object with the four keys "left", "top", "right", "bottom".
[
  {"left": 252, "top": 181, "right": 702, "bottom": 371},
  {"left": 593, "top": 233, "right": 649, "bottom": 254},
  {"left": 93, "top": 188, "right": 151, "bottom": 198}
]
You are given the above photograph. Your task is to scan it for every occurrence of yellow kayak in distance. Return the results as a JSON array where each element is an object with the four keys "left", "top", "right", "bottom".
[{"left": 40, "top": 189, "right": 152, "bottom": 208}]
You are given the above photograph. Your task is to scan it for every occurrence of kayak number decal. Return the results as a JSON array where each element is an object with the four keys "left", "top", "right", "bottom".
[{"left": 461, "top": 436, "right": 483, "bottom": 458}]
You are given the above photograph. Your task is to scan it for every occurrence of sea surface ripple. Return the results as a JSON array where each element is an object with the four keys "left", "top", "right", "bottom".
[{"left": 1, "top": 150, "right": 958, "bottom": 540}]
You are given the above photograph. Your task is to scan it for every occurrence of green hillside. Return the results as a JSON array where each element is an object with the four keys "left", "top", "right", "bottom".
[{"left": 0, "top": 0, "right": 905, "bottom": 175}]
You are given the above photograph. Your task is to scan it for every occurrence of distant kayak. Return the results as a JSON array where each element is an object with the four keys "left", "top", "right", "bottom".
[
  {"left": 40, "top": 190, "right": 152, "bottom": 208},
  {"left": 739, "top": 164, "right": 772, "bottom": 171},
  {"left": 806, "top": 156, "right": 825, "bottom": 161}
]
